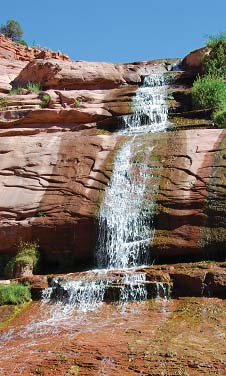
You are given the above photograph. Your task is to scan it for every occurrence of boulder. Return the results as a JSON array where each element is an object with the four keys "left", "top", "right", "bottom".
[
  {"left": 12, "top": 59, "right": 168, "bottom": 90},
  {"left": 181, "top": 47, "right": 209, "bottom": 74}
]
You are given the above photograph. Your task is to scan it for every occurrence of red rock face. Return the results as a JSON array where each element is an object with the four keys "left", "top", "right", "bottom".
[
  {"left": 0, "top": 131, "right": 120, "bottom": 267},
  {"left": 0, "top": 45, "right": 225, "bottom": 270},
  {"left": 151, "top": 129, "right": 226, "bottom": 260},
  {"left": 0, "top": 34, "right": 70, "bottom": 62},
  {"left": 0, "top": 58, "right": 26, "bottom": 92}
]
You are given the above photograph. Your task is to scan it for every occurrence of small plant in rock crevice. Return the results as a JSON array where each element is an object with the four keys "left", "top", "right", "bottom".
[
  {"left": 10, "top": 82, "right": 42, "bottom": 95},
  {"left": 18, "top": 39, "right": 28, "bottom": 47},
  {"left": 9, "top": 87, "right": 26, "bottom": 95},
  {"left": 4, "top": 240, "right": 40, "bottom": 278},
  {"left": 73, "top": 98, "right": 82, "bottom": 107},
  {"left": 0, "top": 97, "right": 8, "bottom": 110},
  {"left": 35, "top": 211, "right": 47, "bottom": 217},
  {"left": 40, "top": 94, "right": 50, "bottom": 108},
  {"left": 26, "top": 82, "right": 42, "bottom": 93}
]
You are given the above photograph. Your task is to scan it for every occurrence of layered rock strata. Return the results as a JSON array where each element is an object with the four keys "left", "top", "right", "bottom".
[{"left": 0, "top": 38, "right": 225, "bottom": 271}]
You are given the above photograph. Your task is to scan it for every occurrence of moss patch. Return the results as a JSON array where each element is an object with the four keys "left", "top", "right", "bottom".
[{"left": 0, "top": 300, "right": 31, "bottom": 328}]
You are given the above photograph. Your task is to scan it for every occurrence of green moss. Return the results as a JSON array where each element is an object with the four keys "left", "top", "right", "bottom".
[
  {"left": 169, "top": 116, "right": 209, "bottom": 127},
  {"left": 0, "top": 301, "right": 31, "bottom": 328},
  {"left": 66, "top": 365, "right": 80, "bottom": 375},
  {"left": 96, "top": 128, "right": 112, "bottom": 135}
]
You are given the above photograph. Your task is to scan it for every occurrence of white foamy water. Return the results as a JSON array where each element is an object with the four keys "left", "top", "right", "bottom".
[
  {"left": 96, "top": 140, "right": 154, "bottom": 269},
  {"left": 120, "top": 272, "right": 147, "bottom": 304},
  {"left": 121, "top": 74, "right": 169, "bottom": 134},
  {"left": 49, "top": 275, "right": 107, "bottom": 312},
  {"left": 97, "top": 73, "right": 169, "bottom": 271},
  {"left": 156, "top": 282, "right": 171, "bottom": 299}
]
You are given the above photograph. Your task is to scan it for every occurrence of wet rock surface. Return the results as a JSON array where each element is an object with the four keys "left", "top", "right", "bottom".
[
  {"left": 0, "top": 298, "right": 225, "bottom": 375},
  {"left": 24, "top": 261, "right": 226, "bottom": 301}
]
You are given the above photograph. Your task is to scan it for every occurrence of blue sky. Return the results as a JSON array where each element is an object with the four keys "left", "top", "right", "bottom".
[{"left": 1, "top": 0, "right": 225, "bottom": 62}]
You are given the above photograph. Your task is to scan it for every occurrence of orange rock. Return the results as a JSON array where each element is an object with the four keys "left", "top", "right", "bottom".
[{"left": 0, "top": 34, "right": 70, "bottom": 62}]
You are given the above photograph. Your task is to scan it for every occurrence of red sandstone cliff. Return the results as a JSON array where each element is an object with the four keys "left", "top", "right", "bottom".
[
  {"left": 0, "top": 36, "right": 225, "bottom": 270},
  {"left": 0, "top": 34, "right": 70, "bottom": 62}
]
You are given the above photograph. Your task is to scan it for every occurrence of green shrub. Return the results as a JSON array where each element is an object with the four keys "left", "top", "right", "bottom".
[
  {"left": 0, "top": 19, "right": 23, "bottom": 42},
  {"left": 9, "top": 87, "right": 25, "bottom": 95},
  {"left": 4, "top": 241, "right": 40, "bottom": 278},
  {"left": 213, "top": 108, "right": 226, "bottom": 128},
  {"left": 18, "top": 39, "right": 28, "bottom": 47},
  {"left": 203, "top": 33, "right": 226, "bottom": 78},
  {"left": 35, "top": 211, "right": 47, "bottom": 217},
  {"left": 40, "top": 94, "right": 50, "bottom": 108},
  {"left": 10, "top": 82, "right": 42, "bottom": 94},
  {"left": 10, "top": 82, "right": 42, "bottom": 95},
  {"left": 31, "top": 44, "right": 50, "bottom": 51},
  {"left": 206, "top": 32, "right": 226, "bottom": 49},
  {"left": 191, "top": 76, "right": 226, "bottom": 110},
  {"left": 0, "top": 283, "right": 31, "bottom": 305},
  {"left": 26, "top": 82, "right": 42, "bottom": 93}
]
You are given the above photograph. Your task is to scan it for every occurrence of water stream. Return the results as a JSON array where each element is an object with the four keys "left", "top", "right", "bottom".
[{"left": 42, "top": 72, "right": 170, "bottom": 310}]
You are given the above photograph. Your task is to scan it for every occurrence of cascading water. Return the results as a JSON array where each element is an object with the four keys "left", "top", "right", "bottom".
[
  {"left": 97, "top": 73, "right": 169, "bottom": 270},
  {"left": 120, "top": 272, "right": 148, "bottom": 304},
  {"left": 96, "top": 141, "right": 154, "bottom": 270},
  {"left": 121, "top": 74, "right": 169, "bottom": 134},
  {"left": 49, "top": 275, "right": 106, "bottom": 312},
  {"left": 42, "top": 72, "right": 170, "bottom": 309}
]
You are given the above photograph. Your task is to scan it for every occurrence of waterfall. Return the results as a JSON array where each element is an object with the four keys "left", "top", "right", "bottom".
[
  {"left": 121, "top": 74, "right": 168, "bottom": 134},
  {"left": 48, "top": 275, "right": 107, "bottom": 312},
  {"left": 96, "top": 140, "right": 154, "bottom": 269},
  {"left": 42, "top": 72, "right": 169, "bottom": 309},
  {"left": 119, "top": 272, "right": 148, "bottom": 303},
  {"left": 97, "top": 73, "right": 169, "bottom": 270},
  {"left": 155, "top": 282, "right": 171, "bottom": 299}
]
